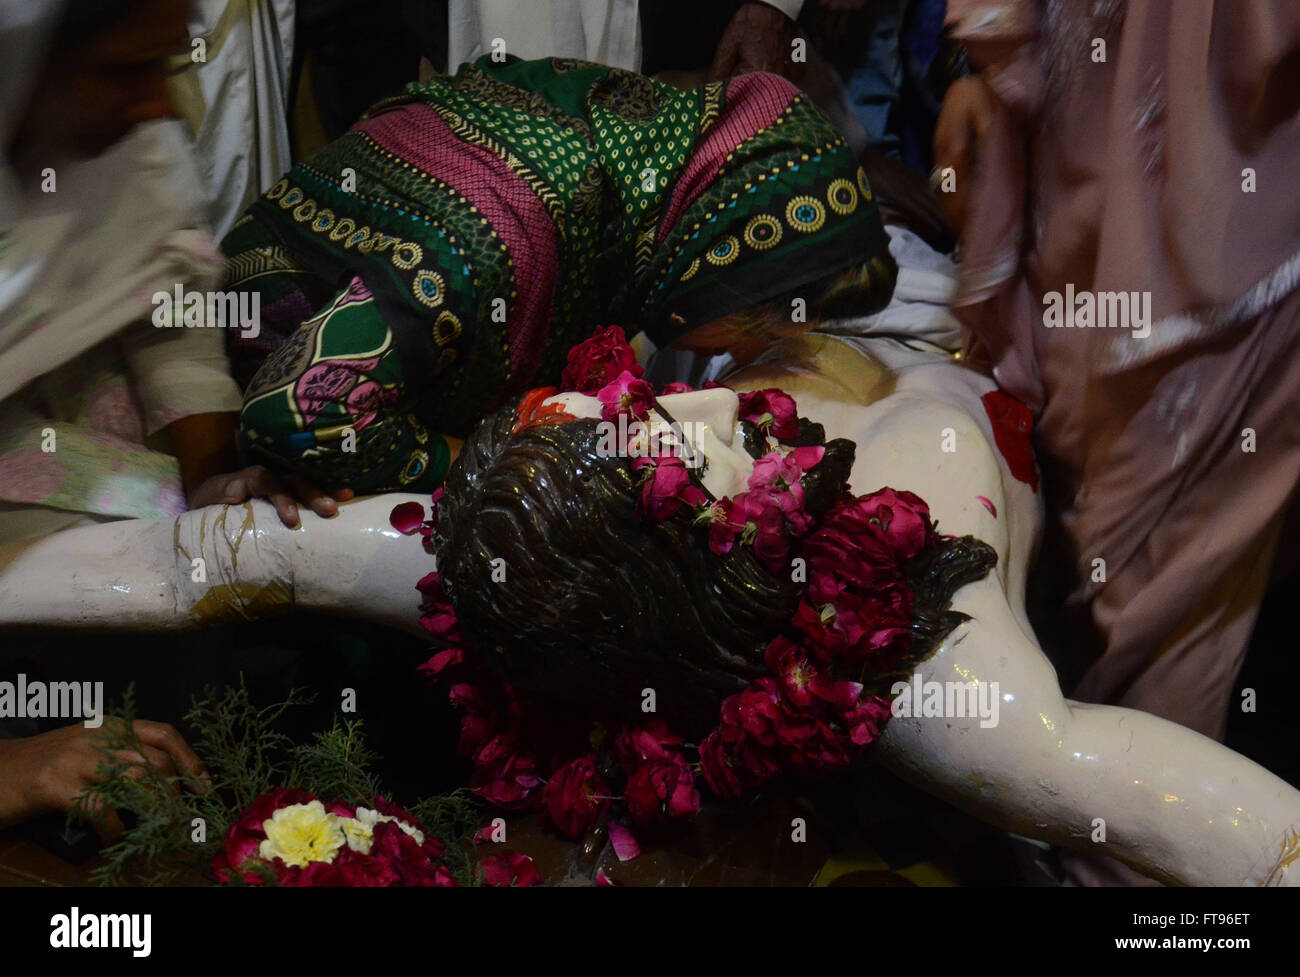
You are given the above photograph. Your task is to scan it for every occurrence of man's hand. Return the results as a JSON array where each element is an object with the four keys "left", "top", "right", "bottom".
[
  {"left": 187, "top": 465, "right": 355, "bottom": 528},
  {"left": 708, "top": 2, "right": 801, "bottom": 81},
  {"left": 932, "top": 74, "right": 997, "bottom": 235},
  {"left": 0, "top": 721, "right": 207, "bottom": 838}
]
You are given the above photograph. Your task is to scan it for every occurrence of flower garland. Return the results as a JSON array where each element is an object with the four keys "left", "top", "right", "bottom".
[{"left": 392, "top": 325, "right": 952, "bottom": 850}]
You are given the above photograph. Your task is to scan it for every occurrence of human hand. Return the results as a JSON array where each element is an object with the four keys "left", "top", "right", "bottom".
[
  {"left": 0, "top": 721, "right": 207, "bottom": 838},
  {"left": 708, "top": 2, "right": 801, "bottom": 81},
  {"left": 932, "top": 74, "right": 997, "bottom": 234},
  {"left": 187, "top": 465, "right": 355, "bottom": 527}
]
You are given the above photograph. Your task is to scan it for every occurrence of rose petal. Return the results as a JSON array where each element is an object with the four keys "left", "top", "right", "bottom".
[
  {"left": 608, "top": 822, "right": 641, "bottom": 862},
  {"left": 390, "top": 501, "right": 425, "bottom": 535}
]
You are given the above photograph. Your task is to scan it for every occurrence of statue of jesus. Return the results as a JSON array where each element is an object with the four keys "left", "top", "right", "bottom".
[{"left": 2, "top": 331, "right": 1296, "bottom": 886}]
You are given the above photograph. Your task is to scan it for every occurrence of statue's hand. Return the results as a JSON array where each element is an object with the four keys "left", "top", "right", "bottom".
[{"left": 187, "top": 465, "right": 354, "bottom": 528}]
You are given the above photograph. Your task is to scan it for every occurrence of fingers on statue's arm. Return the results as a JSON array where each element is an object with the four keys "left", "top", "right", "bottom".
[
  {"left": 241, "top": 465, "right": 300, "bottom": 526},
  {"left": 288, "top": 476, "right": 340, "bottom": 518}
]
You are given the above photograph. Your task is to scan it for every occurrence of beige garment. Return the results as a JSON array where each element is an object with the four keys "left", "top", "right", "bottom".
[
  {"left": 448, "top": 0, "right": 642, "bottom": 71},
  {"left": 945, "top": 0, "right": 1300, "bottom": 741},
  {"left": 166, "top": 0, "right": 296, "bottom": 240}
]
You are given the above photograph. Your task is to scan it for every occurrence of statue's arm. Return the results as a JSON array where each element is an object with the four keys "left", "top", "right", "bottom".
[
  {"left": 876, "top": 575, "right": 1300, "bottom": 886},
  {"left": 0, "top": 496, "right": 432, "bottom": 635},
  {"left": 825, "top": 360, "right": 1300, "bottom": 885}
]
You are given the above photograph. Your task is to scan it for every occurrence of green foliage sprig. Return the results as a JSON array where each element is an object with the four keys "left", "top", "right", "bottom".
[{"left": 68, "top": 679, "right": 480, "bottom": 886}]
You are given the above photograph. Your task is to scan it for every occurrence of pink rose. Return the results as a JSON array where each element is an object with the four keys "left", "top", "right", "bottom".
[
  {"left": 737, "top": 389, "right": 799, "bottom": 441},
  {"left": 560, "top": 326, "right": 643, "bottom": 394},
  {"left": 707, "top": 492, "right": 789, "bottom": 567},
  {"left": 660, "top": 381, "right": 695, "bottom": 395},
  {"left": 832, "top": 488, "right": 935, "bottom": 563},
  {"left": 596, "top": 370, "right": 656, "bottom": 422},
  {"left": 747, "top": 446, "right": 822, "bottom": 537},
  {"left": 731, "top": 490, "right": 792, "bottom": 572},
  {"left": 631, "top": 455, "right": 707, "bottom": 521}
]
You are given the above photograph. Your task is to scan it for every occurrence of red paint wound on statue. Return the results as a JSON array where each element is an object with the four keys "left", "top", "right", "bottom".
[
  {"left": 977, "top": 496, "right": 997, "bottom": 518},
  {"left": 512, "top": 387, "right": 577, "bottom": 433},
  {"left": 981, "top": 391, "right": 1039, "bottom": 491}
]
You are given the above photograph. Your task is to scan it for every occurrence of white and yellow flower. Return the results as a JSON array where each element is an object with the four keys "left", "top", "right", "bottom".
[{"left": 258, "top": 801, "right": 347, "bottom": 868}]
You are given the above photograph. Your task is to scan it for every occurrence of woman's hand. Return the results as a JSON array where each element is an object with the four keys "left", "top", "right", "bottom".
[
  {"left": 932, "top": 74, "right": 998, "bottom": 234},
  {"left": 0, "top": 721, "right": 208, "bottom": 838},
  {"left": 709, "top": 2, "right": 801, "bottom": 81},
  {"left": 187, "top": 465, "right": 355, "bottom": 527}
]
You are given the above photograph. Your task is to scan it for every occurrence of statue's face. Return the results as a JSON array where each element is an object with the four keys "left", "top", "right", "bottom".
[{"left": 544, "top": 387, "right": 757, "bottom": 499}]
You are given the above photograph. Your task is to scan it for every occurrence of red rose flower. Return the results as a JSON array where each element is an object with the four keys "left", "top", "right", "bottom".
[
  {"left": 698, "top": 730, "right": 746, "bottom": 800},
  {"left": 660, "top": 381, "right": 695, "bottom": 395},
  {"left": 764, "top": 635, "right": 837, "bottom": 708},
  {"left": 803, "top": 525, "right": 899, "bottom": 605},
  {"left": 389, "top": 500, "right": 425, "bottom": 535},
  {"left": 538, "top": 754, "right": 610, "bottom": 840},
  {"left": 417, "top": 647, "right": 464, "bottom": 683},
  {"left": 481, "top": 851, "right": 542, "bottom": 886},
  {"left": 560, "top": 325, "right": 643, "bottom": 394},
  {"left": 613, "top": 719, "right": 686, "bottom": 774},
  {"left": 768, "top": 708, "right": 852, "bottom": 778},
  {"left": 458, "top": 708, "right": 497, "bottom": 757},
  {"left": 624, "top": 754, "right": 701, "bottom": 829},
  {"left": 837, "top": 693, "right": 893, "bottom": 747},
  {"left": 471, "top": 734, "right": 543, "bottom": 809},
  {"left": 793, "top": 583, "right": 914, "bottom": 670},
  {"left": 711, "top": 679, "right": 787, "bottom": 788},
  {"left": 981, "top": 390, "right": 1039, "bottom": 491}
]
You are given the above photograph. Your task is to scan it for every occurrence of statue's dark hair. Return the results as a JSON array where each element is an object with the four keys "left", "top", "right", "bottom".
[
  {"left": 434, "top": 398, "right": 995, "bottom": 734},
  {"left": 433, "top": 403, "right": 848, "bottom": 732}
]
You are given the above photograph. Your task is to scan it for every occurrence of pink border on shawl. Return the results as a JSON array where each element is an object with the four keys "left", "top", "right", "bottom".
[
  {"left": 354, "top": 103, "right": 559, "bottom": 386},
  {"left": 657, "top": 74, "right": 800, "bottom": 244}
]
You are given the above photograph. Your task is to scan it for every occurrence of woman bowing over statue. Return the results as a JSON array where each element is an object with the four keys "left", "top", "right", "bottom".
[{"left": 224, "top": 56, "right": 897, "bottom": 497}]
